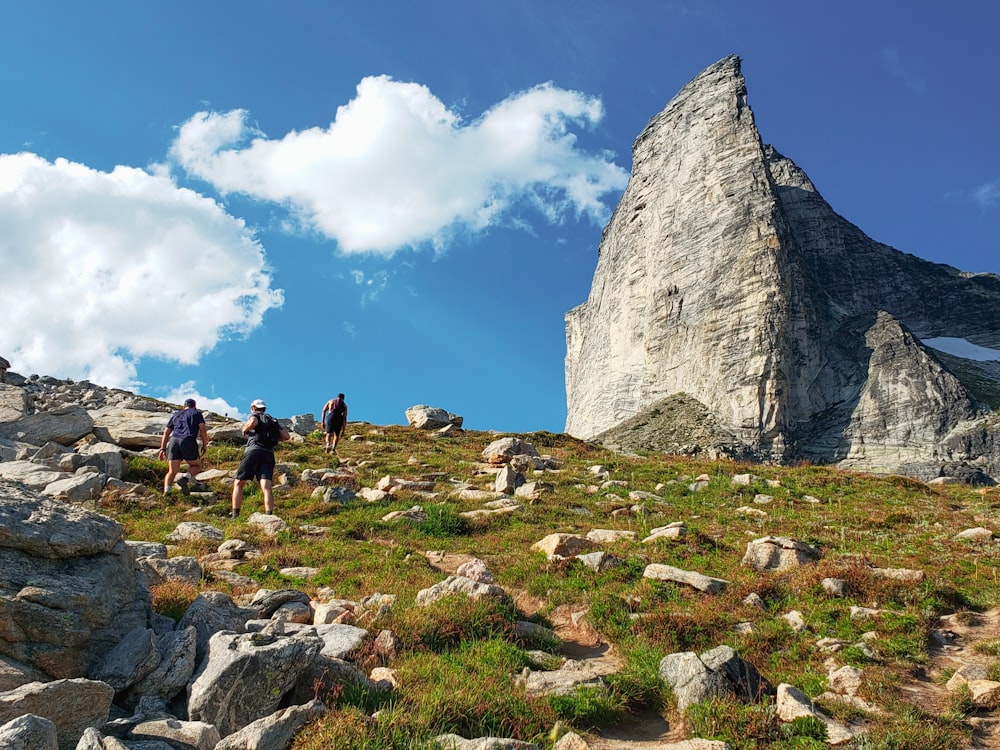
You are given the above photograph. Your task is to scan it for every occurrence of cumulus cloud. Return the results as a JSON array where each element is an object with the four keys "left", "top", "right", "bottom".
[
  {"left": 0, "top": 153, "right": 284, "bottom": 388},
  {"left": 161, "top": 381, "right": 244, "bottom": 420},
  {"left": 169, "top": 76, "right": 628, "bottom": 254}
]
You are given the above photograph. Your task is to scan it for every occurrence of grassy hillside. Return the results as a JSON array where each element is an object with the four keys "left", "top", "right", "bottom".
[{"left": 114, "top": 423, "right": 1000, "bottom": 749}]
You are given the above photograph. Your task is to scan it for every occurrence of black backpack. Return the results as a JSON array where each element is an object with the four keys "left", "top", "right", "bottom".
[
  {"left": 332, "top": 397, "right": 346, "bottom": 417},
  {"left": 254, "top": 413, "right": 281, "bottom": 448}
]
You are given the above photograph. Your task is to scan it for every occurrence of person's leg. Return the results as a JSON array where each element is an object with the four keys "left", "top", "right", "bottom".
[
  {"left": 163, "top": 459, "right": 181, "bottom": 493},
  {"left": 231, "top": 479, "right": 246, "bottom": 517},
  {"left": 260, "top": 478, "right": 275, "bottom": 514}
]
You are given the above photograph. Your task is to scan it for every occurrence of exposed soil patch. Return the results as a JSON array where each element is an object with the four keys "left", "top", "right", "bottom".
[{"left": 898, "top": 609, "right": 1000, "bottom": 749}]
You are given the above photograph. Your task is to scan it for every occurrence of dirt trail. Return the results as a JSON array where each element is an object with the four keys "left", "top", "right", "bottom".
[{"left": 897, "top": 608, "right": 1000, "bottom": 749}]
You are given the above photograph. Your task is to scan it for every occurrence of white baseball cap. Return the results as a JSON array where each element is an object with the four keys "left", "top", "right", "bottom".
[{"left": 251, "top": 399, "right": 266, "bottom": 410}]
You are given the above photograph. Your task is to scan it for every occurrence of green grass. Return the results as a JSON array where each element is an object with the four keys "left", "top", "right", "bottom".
[{"left": 102, "top": 422, "right": 1000, "bottom": 749}]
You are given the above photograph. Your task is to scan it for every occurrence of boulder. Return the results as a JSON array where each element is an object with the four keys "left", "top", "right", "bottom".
[
  {"left": 416, "top": 575, "right": 511, "bottom": 607},
  {"left": 643, "top": 564, "right": 729, "bottom": 594},
  {"left": 0, "top": 713, "right": 59, "bottom": 750},
  {"left": 405, "top": 405, "right": 463, "bottom": 430},
  {"left": 0, "top": 485, "right": 151, "bottom": 679},
  {"left": 125, "top": 626, "right": 198, "bottom": 708},
  {"left": 0, "top": 405, "right": 94, "bottom": 446},
  {"left": 177, "top": 592, "right": 256, "bottom": 667},
  {"left": 481, "top": 437, "right": 539, "bottom": 465},
  {"left": 88, "top": 626, "right": 160, "bottom": 692},
  {"left": 187, "top": 630, "right": 323, "bottom": 737},
  {"left": 0, "top": 385, "right": 30, "bottom": 425},
  {"left": 214, "top": 699, "right": 326, "bottom": 750},
  {"left": 741, "top": 536, "right": 819, "bottom": 572},
  {"left": 0, "top": 678, "right": 114, "bottom": 750},
  {"left": 88, "top": 406, "right": 171, "bottom": 449}
]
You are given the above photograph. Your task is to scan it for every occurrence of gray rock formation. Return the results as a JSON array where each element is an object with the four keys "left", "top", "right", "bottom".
[
  {"left": 0, "top": 678, "right": 114, "bottom": 750},
  {"left": 565, "top": 55, "right": 1000, "bottom": 481},
  {"left": 0, "top": 485, "right": 151, "bottom": 679},
  {"left": 187, "top": 630, "right": 322, "bottom": 737}
]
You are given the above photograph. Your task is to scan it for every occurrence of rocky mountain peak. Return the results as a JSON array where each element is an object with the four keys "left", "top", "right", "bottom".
[{"left": 565, "top": 55, "right": 1000, "bottom": 482}]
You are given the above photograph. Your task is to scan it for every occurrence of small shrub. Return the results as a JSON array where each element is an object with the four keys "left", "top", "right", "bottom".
[
  {"left": 780, "top": 715, "right": 827, "bottom": 741},
  {"left": 151, "top": 580, "right": 198, "bottom": 622},
  {"left": 416, "top": 506, "right": 469, "bottom": 537},
  {"left": 685, "top": 696, "right": 779, "bottom": 748},
  {"left": 548, "top": 685, "right": 625, "bottom": 729},
  {"left": 124, "top": 455, "right": 163, "bottom": 485},
  {"left": 394, "top": 596, "right": 517, "bottom": 653}
]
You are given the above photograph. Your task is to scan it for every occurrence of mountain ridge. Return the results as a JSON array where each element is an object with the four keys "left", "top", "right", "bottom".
[{"left": 565, "top": 55, "right": 1000, "bottom": 482}]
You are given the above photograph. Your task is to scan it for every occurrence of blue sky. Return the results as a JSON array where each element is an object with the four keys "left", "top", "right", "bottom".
[{"left": 1, "top": 1, "right": 997, "bottom": 432}]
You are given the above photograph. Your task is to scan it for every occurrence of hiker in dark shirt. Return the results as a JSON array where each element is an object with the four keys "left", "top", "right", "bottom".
[
  {"left": 321, "top": 393, "right": 348, "bottom": 453},
  {"left": 230, "top": 399, "right": 290, "bottom": 518},
  {"left": 158, "top": 398, "right": 210, "bottom": 495}
]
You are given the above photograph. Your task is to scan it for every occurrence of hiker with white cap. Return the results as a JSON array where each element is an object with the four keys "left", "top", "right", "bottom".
[
  {"left": 230, "top": 398, "right": 290, "bottom": 518},
  {"left": 158, "top": 398, "right": 209, "bottom": 495}
]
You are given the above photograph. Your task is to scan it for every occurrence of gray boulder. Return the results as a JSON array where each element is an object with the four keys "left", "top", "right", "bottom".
[
  {"left": 126, "top": 627, "right": 198, "bottom": 708},
  {"left": 41, "top": 471, "right": 106, "bottom": 503},
  {"left": 187, "top": 630, "right": 323, "bottom": 737},
  {"left": 0, "top": 654, "right": 49, "bottom": 692},
  {"left": 0, "top": 485, "right": 151, "bottom": 678},
  {"left": 659, "top": 646, "right": 767, "bottom": 713},
  {"left": 0, "top": 384, "right": 29, "bottom": 425},
  {"left": 0, "top": 461, "right": 65, "bottom": 490},
  {"left": 0, "top": 713, "right": 58, "bottom": 750},
  {"left": 481, "top": 437, "right": 539, "bottom": 465},
  {"left": 88, "top": 627, "right": 160, "bottom": 692},
  {"left": 0, "top": 405, "right": 94, "bottom": 446},
  {"left": 659, "top": 652, "right": 732, "bottom": 713},
  {"left": 77, "top": 442, "right": 126, "bottom": 480},
  {"left": 215, "top": 699, "right": 326, "bottom": 750},
  {"left": 177, "top": 592, "right": 256, "bottom": 668},
  {"left": 88, "top": 406, "right": 171, "bottom": 449},
  {"left": 741, "top": 536, "right": 820, "bottom": 572},
  {"left": 0, "top": 678, "right": 114, "bottom": 750},
  {"left": 130, "top": 718, "right": 220, "bottom": 749},
  {"left": 405, "top": 405, "right": 463, "bottom": 430}
]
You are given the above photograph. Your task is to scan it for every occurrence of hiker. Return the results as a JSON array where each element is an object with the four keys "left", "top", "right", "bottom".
[
  {"left": 158, "top": 398, "right": 210, "bottom": 495},
  {"left": 231, "top": 398, "right": 290, "bottom": 518},
  {"left": 321, "top": 392, "right": 348, "bottom": 453}
]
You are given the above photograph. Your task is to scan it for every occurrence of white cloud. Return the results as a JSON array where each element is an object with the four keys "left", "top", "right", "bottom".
[
  {"left": 974, "top": 180, "right": 1000, "bottom": 210},
  {"left": 0, "top": 153, "right": 284, "bottom": 388},
  {"left": 169, "top": 76, "right": 629, "bottom": 254},
  {"left": 161, "top": 381, "right": 244, "bottom": 420}
]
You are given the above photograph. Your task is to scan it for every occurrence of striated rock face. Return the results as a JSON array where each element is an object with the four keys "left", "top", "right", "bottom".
[{"left": 565, "top": 55, "right": 1000, "bottom": 480}]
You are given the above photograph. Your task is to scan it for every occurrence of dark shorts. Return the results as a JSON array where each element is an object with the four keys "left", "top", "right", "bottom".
[
  {"left": 324, "top": 414, "right": 344, "bottom": 434},
  {"left": 235, "top": 448, "right": 276, "bottom": 481},
  {"left": 166, "top": 436, "right": 200, "bottom": 462}
]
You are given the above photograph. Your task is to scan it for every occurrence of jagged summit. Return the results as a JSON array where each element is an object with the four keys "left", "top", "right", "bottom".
[{"left": 565, "top": 55, "right": 1000, "bottom": 482}]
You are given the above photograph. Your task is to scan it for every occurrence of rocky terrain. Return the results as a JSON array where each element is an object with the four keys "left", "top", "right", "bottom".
[
  {"left": 565, "top": 55, "right": 1000, "bottom": 483},
  {"left": 4, "top": 371, "right": 1000, "bottom": 749}
]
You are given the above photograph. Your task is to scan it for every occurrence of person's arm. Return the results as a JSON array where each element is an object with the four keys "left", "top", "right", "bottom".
[
  {"left": 198, "top": 422, "right": 210, "bottom": 454},
  {"left": 340, "top": 405, "right": 348, "bottom": 436},
  {"left": 242, "top": 415, "right": 259, "bottom": 436},
  {"left": 157, "top": 426, "right": 172, "bottom": 459},
  {"left": 321, "top": 401, "right": 330, "bottom": 421}
]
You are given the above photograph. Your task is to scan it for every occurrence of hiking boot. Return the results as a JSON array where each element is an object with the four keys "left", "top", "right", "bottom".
[
  {"left": 229, "top": 509, "right": 240, "bottom": 519},
  {"left": 176, "top": 476, "right": 190, "bottom": 495}
]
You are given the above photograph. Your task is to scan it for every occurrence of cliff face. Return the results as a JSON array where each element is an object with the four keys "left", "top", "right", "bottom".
[{"left": 565, "top": 55, "right": 1000, "bottom": 480}]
